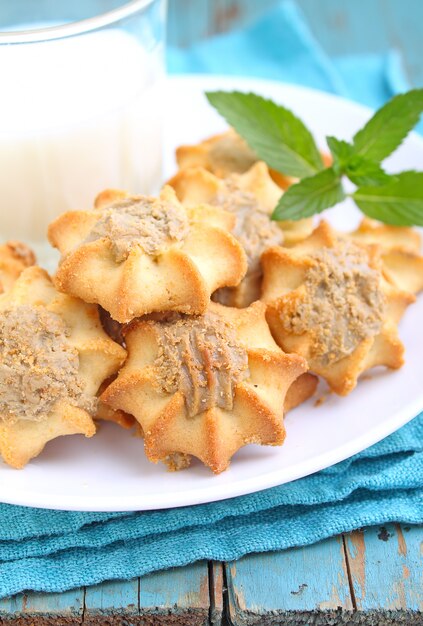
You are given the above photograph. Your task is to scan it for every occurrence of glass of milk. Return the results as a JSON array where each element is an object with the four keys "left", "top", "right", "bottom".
[{"left": 0, "top": 0, "right": 166, "bottom": 243}]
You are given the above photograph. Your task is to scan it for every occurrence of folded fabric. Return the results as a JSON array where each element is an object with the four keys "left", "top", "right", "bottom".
[{"left": 1, "top": 0, "right": 423, "bottom": 599}]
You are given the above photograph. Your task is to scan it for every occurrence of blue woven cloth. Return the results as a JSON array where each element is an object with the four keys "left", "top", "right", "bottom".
[{"left": 1, "top": 0, "right": 422, "bottom": 599}]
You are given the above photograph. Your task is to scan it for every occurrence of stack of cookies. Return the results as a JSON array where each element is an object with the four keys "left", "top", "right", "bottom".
[{"left": 0, "top": 130, "right": 421, "bottom": 473}]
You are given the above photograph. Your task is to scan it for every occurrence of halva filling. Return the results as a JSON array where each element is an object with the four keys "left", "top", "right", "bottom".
[
  {"left": 154, "top": 313, "right": 249, "bottom": 418},
  {"left": 213, "top": 179, "right": 283, "bottom": 275},
  {"left": 282, "top": 241, "right": 385, "bottom": 365},
  {"left": 0, "top": 305, "right": 95, "bottom": 423},
  {"left": 86, "top": 196, "right": 189, "bottom": 262}
]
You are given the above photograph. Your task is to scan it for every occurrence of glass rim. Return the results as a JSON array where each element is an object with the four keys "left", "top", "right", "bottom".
[{"left": 0, "top": 0, "right": 157, "bottom": 44}]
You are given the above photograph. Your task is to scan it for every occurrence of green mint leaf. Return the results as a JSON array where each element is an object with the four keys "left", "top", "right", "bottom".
[
  {"left": 353, "top": 89, "right": 423, "bottom": 162},
  {"left": 353, "top": 171, "right": 423, "bottom": 226},
  {"left": 327, "top": 136, "right": 393, "bottom": 185},
  {"left": 326, "top": 136, "right": 355, "bottom": 173},
  {"left": 272, "top": 167, "right": 345, "bottom": 221},
  {"left": 344, "top": 155, "right": 392, "bottom": 187},
  {"left": 206, "top": 90, "right": 324, "bottom": 178}
]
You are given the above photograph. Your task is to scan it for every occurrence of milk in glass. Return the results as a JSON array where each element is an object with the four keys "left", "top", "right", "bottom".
[{"left": 0, "top": 28, "right": 163, "bottom": 242}]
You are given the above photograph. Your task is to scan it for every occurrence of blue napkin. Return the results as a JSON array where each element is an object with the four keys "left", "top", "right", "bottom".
[{"left": 1, "top": 0, "right": 422, "bottom": 599}]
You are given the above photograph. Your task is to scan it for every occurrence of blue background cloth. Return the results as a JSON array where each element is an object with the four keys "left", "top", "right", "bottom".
[
  {"left": 1, "top": 0, "right": 422, "bottom": 598},
  {"left": 168, "top": 0, "right": 423, "bottom": 132},
  {"left": 168, "top": 1, "right": 403, "bottom": 105}
]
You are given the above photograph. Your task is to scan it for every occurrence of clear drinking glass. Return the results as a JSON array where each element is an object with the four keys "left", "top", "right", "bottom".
[{"left": 0, "top": 0, "right": 166, "bottom": 243}]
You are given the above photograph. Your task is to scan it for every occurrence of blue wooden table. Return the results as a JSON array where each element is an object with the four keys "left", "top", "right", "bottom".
[
  {"left": 1, "top": 1, "right": 422, "bottom": 623},
  {"left": 1, "top": 524, "right": 422, "bottom": 623}
]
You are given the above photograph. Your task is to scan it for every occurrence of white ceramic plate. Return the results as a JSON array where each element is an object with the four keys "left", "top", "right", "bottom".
[{"left": 1, "top": 75, "right": 423, "bottom": 511}]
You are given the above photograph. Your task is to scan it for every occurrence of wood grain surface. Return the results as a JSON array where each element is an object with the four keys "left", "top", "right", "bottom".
[
  {"left": 226, "top": 535, "right": 353, "bottom": 625},
  {"left": 345, "top": 524, "right": 423, "bottom": 618},
  {"left": 1, "top": 526, "right": 422, "bottom": 623},
  {"left": 0, "top": 561, "right": 216, "bottom": 625}
]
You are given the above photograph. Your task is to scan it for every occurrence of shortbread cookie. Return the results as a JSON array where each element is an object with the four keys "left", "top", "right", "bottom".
[
  {"left": 177, "top": 129, "right": 332, "bottom": 183},
  {"left": 0, "top": 267, "right": 126, "bottom": 468},
  {"left": 169, "top": 163, "right": 313, "bottom": 307},
  {"left": 176, "top": 129, "right": 298, "bottom": 189},
  {"left": 285, "top": 373, "right": 318, "bottom": 412},
  {"left": 96, "top": 394, "right": 135, "bottom": 430},
  {"left": 96, "top": 376, "right": 135, "bottom": 430},
  {"left": 175, "top": 131, "right": 334, "bottom": 246},
  {"left": 262, "top": 222, "right": 414, "bottom": 396},
  {"left": 101, "top": 301, "right": 308, "bottom": 473},
  {"left": 169, "top": 163, "right": 283, "bottom": 306},
  {"left": 350, "top": 218, "right": 423, "bottom": 294},
  {"left": 96, "top": 403, "right": 135, "bottom": 429},
  {"left": 48, "top": 186, "right": 247, "bottom": 322},
  {"left": 174, "top": 139, "right": 314, "bottom": 247},
  {"left": 0, "top": 241, "right": 35, "bottom": 293},
  {"left": 112, "top": 370, "right": 318, "bottom": 469}
]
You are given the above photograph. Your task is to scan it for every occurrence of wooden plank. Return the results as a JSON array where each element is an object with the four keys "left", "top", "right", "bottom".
[
  {"left": 382, "top": 0, "right": 423, "bottom": 86},
  {"left": 84, "top": 578, "right": 139, "bottom": 625},
  {"left": 0, "top": 595, "right": 22, "bottom": 622},
  {"left": 209, "top": 0, "right": 278, "bottom": 35},
  {"left": 209, "top": 562, "right": 223, "bottom": 626},
  {"left": 297, "top": 0, "right": 390, "bottom": 56},
  {"left": 137, "top": 561, "right": 210, "bottom": 625},
  {"left": 168, "top": 0, "right": 278, "bottom": 46},
  {"left": 0, "top": 562, "right": 215, "bottom": 625},
  {"left": 296, "top": 0, "right": 423, "bottom": 85},
  {"left": 168, "top": 0, "right": 210, "bottom": 46},
  {"left": 84, "top": 562, "right": 218, "bottom": 624},
  {"left": 345, "top": 523, "right": 423, "bottom": 622},
  {"left": 0, "top": 588, "right": 84, "bottom": 624},
  {"left": 225, "top": 535, "right": 353, "bottom": 625}
]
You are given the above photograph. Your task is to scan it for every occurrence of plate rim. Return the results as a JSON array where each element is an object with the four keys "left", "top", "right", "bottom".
[{"left": 1, "top": 397, "right": 422, "bottom": 512}]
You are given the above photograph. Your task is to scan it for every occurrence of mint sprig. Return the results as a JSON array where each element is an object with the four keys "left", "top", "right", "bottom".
[
  {"left": 205, "top": 91, "right": 324, "bottom": 178},
  {"left": 327, "top": 136, "right": 391, "bottom": 186},
  {"left": 206, "top": 89, "right": 423, "bottom": 226}
]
